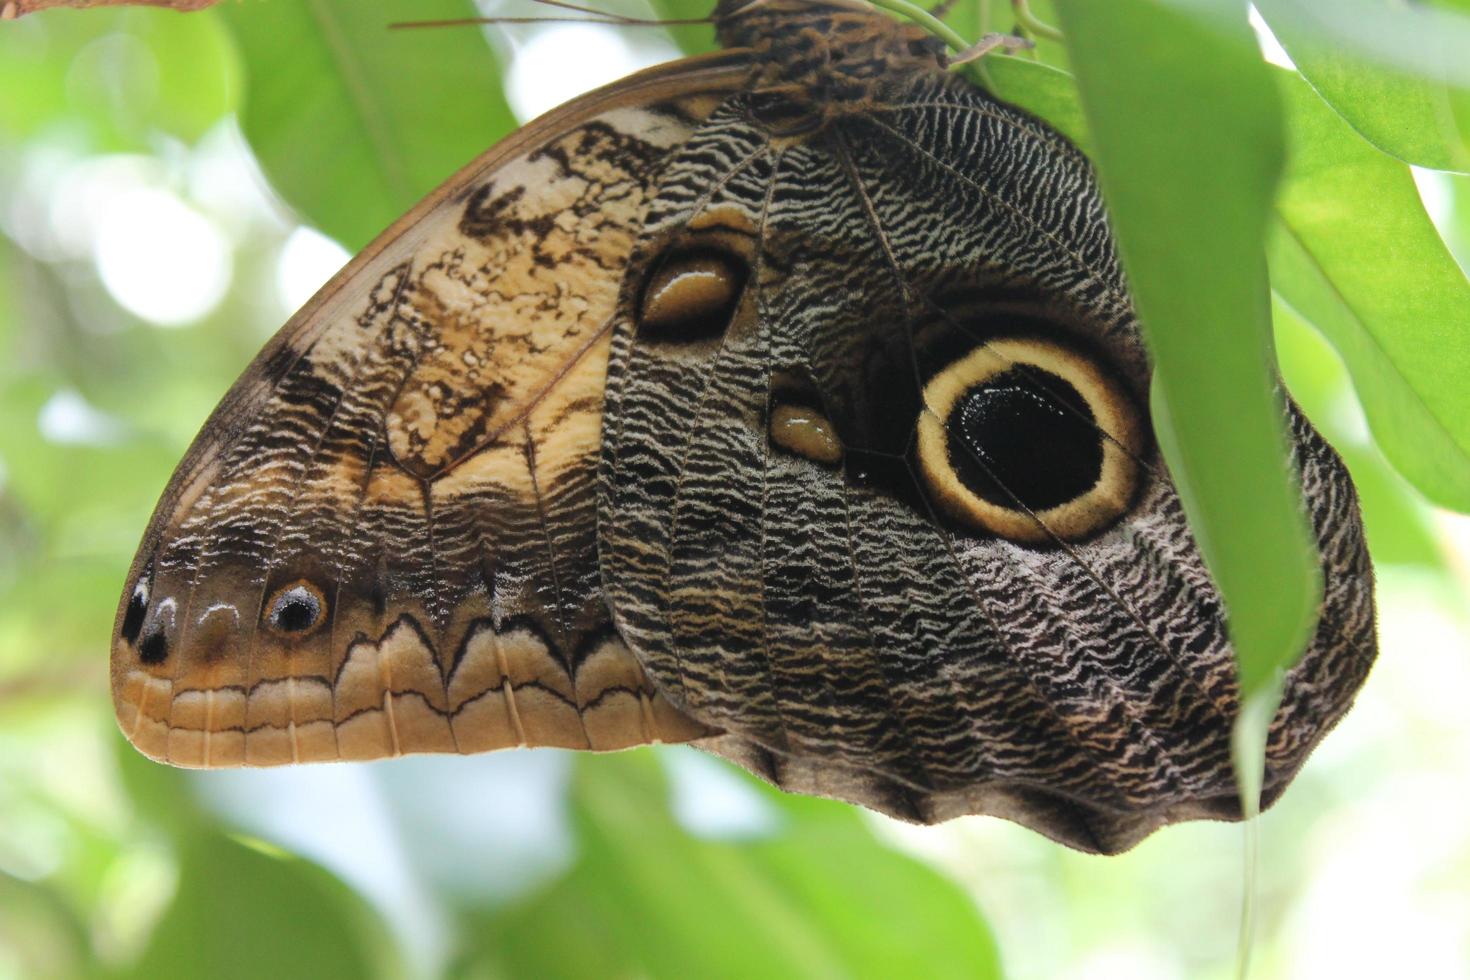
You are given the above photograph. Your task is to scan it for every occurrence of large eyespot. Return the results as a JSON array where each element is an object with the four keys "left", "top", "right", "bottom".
[
  {"left": 264, "top": 580, "right": 328, "bottom": 637},
  {"left": 916, "top": 336, "right": 1146, "bottom": 544},
  {"left": 637, "top": 246, "right": 748, "bottom": 343}
]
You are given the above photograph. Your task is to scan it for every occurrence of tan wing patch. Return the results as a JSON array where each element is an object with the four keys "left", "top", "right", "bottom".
[{"left": 383, "top": 114, "right": 692, "bottom": 481}]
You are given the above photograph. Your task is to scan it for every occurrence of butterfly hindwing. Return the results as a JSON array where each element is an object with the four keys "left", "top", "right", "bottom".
[{"left": 597, "top": 68, "right": 1375, "bottom": 852}]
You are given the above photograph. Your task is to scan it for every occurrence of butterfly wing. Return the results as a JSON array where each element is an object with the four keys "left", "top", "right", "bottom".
[
  {"left": 110, "top": 52, "right": 757, "bottom": 767},
  {"left": 597, "top": 70, "right": 1376, "bottom": 853}
]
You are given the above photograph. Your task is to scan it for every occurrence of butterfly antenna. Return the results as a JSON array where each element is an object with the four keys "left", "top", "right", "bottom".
[
  {"left": 390, "top": 0, "right": 710, "bottom": 29},
  {"left": 533, "top": 0, "right": 707, "bottom": 20}
]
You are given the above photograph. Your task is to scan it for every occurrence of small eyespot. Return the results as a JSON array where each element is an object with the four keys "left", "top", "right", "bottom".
[
  {"left": 265, "top": 580, "right": 328, "bottom": 637},
  {"left": 121, "top": 579, "right": 149, "bottom": 645},
  {"left": 637, "top": 246, "right": 748, "bottom": 343},
  {"left": 915, "top": 336, "right": 1146, "bottom": 544},
  {"left": 769, "top": 402, "right": 843, "bottom": 466}
]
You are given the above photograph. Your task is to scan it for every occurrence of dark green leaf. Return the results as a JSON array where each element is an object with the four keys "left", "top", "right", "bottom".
[
  {"left": 1254, "top": 0, "right": 1470, "bottom": 173},
  {"left": 1270, "top": 68, "right": 1470, "bottom": 512},
  {"left": 217, "top": 0, "right": 517, "bottom": 251},
  {"left": 1053, "top": 0, "right": 1320, "bottom": 694},
  {"left": 466, "top": 750, "right": 1001, "bottom": 980}
]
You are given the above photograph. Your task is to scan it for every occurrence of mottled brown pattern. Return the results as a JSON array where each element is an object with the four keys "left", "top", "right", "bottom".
[{"left": 113, "top": 2, "right": 1376, "bottom": 854}]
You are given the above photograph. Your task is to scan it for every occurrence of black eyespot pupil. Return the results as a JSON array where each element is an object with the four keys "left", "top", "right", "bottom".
[
  {"left": 945, "top": 369, "right": 1103, "bottom": 512},
  {"left": 272, "top": 592, "right": 319, "bottom": 633},
  {"left": 121, "top": 586, "right": 148, "bottom": 644},
  {"left": 139, "top": 631, "right": 168, "bottom": 664}
]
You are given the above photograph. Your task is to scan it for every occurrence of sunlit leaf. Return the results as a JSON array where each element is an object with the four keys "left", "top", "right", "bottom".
[
  {"left": 1270, "top": 69, "right": 1470, "bottom": 512},
  {"left": 1053, "top": 0, "right": 1320, "bottom": 694},
  {"left": 467, "top": 750, "right": 1001, "bottom": 980},
  {"left": 1254, "top": 0, "right": 1470, "bottom": 174},
  {"left": 0, "top": 376, "right": 185, "bottom": 669},
  {"left": 1273, "top": 298, "right": 1443, "bottom": 568},
  {"left": 217, "top": 0, "right": 517, "bottom": 251},
  {"left": 1451, "top": 171, "right": 1470, "bottom": 265},
  {"left": 1245, "top": 0, "right": 1470, "bottom": 87}
]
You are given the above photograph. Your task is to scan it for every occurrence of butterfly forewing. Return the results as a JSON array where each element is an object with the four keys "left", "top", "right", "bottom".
[{"left": 110, "top": 55, "right": 753, "bottom": 768}]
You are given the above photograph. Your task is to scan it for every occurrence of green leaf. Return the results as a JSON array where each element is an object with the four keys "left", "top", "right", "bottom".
[
  {"left": 937, "top": 0, "right": 991, "bottom": 42},
  {"left": 466, "top": 750, "right": 1001, "bottom": 980},
  {"left": 122, "top": 831, "right": 394, "bottom": 980},
  {"left": 981, "top": 56, "right": 1088, "bottom": 149},
  {"left": 217, "top": 0, "right": 518, "bottom": 251},
  {"left": 1450, "top": 171, "right": 1470, "bottom": 266},
  {"left": 1273, "top": 297, "right": 1443, "bottom": 568},
  {"left": 1270, "top": 68, "right": 1470, "bottom": 512},
  {"left": 960, "top": 0, "right": 1071, "bottom": 70},
  {"left": 1053, "top": 0, "right": 1320, "bottom": 695},
  {"left": 645, "top": 0, "right": 719, "bottom": 56},
  {"left": 1253, "top": 0, "right": 1470, "bottom": 174}
]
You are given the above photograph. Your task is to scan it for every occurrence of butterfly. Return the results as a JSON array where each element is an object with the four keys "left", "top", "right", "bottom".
[{"left": 110, "top": 0, "right": 1377, "bottom": 854}]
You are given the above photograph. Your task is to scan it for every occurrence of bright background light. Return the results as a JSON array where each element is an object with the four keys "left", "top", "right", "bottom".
[{"left": 92, "top": 186, "right": 231, "bottom": 327}]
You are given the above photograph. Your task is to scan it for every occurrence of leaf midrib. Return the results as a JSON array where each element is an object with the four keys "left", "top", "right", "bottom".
[{"left": 305, "top": 0, "right": 415, "bottom": 206}]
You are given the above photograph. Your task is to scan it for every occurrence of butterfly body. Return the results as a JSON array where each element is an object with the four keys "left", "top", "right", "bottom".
[{"left": 112, "top": 1, "right": 1375, "bottom": 853}]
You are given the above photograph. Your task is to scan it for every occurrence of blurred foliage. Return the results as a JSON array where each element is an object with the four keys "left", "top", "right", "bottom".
[
  {"left": 218, "top": 0, "right": 517, "bottom": 252},
  {"left": 466, "top": 753, "right": 1000, "bottom": 979},
  {"left": 2, "top": 2, "right": 1470, "bottom": 979}
]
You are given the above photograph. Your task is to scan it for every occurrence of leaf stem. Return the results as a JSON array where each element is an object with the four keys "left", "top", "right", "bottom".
[
  {"left": 1012, "top": 0, "right": 1063, "bottom": 41},
  {"left": 865, "top": 0, "right": 972, "bottom": 55}
]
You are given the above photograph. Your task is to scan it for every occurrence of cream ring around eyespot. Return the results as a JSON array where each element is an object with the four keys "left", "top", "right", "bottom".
[{"left": 915, "top": 336, "right": 1146, "bottom": 544}]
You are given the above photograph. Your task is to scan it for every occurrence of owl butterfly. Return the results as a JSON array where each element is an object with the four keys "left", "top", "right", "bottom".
[{"left": 111, "top": 0, "right": 1376, "bottom": 853}]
